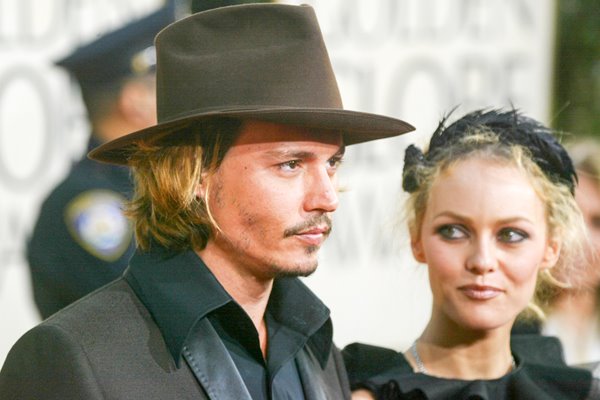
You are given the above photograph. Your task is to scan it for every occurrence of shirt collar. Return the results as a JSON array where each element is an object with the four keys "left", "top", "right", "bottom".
[
  {"left": 124, "top": 246, "right": 332, "bottom": 367},
  {"left": 269, "top": 277, "right": 333, "bottom": 368},
  {"left": 125, "top": 246, "right": 231, "bottom": 365}
]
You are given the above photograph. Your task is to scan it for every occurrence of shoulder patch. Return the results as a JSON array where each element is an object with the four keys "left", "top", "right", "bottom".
[{"left": 65, "top": 190, "right": 133, "bottom": 262}]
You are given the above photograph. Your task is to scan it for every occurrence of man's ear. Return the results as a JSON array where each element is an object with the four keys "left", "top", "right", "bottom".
[
  {"left": 411, "top": 235, "right": 426, "bottom": 263},
  {"left": 195, "top": 173, "right": 210, "bottom": 200},
  {"left": 194, "top": 183, "right": 204, "bottom": 200},
  {"left": 540, "top": 238, "right": 562, "bottom": 271}
]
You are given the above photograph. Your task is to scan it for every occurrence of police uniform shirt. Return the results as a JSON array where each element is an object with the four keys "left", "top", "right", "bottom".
[{"left": 27, "top": 138, "right": 135, "bottom": 319}]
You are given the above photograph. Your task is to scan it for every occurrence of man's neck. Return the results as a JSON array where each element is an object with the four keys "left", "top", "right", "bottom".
[{"left": 196, "top": 242, "right": 273, "bottom": 358}]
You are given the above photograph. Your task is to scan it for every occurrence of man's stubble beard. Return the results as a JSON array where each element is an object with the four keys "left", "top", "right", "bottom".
[
  {"left": 271, "top": 245, "right": 321, "bottom": 278},
  {"left": 274, "top": 215, "right": 333, "bottom": 278}
]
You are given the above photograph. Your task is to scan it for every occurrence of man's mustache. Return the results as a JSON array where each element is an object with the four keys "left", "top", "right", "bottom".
[{"left": 283, "top": 215, "right": 332, "bottom": 238}]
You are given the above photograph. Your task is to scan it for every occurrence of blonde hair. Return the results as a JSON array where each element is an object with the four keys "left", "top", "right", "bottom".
[
  {"left": 125, "top": 119, "right": 242, "bottom": 251},
  {"left": 404, "top": 128, "right": 588, "bottom": 319}
]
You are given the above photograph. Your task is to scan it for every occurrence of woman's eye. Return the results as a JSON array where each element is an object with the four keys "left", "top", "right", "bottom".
[
  {"left": 437, "top": 225, "right": 467, "bottom": 240},
  {"left": 497, "top": 228, "right": 528, "bottom": 243}
]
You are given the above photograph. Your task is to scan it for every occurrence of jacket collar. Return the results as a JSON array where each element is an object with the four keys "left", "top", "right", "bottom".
[{"left": 124, "top": 246, "right": 332, "bottom": 367}]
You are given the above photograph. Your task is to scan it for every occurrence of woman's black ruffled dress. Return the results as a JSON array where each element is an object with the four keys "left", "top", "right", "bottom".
[{"left": 343, "top": 336, "right": 600, "bottom": 400}]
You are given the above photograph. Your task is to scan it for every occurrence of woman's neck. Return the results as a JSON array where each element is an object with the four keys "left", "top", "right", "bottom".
[{"left": 406, "top": 317, "right": 515, "bottom": 380}]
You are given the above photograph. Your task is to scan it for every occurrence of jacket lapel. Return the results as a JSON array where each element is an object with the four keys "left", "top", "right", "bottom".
[
  {"left": 296, "top": 347, "right": 329, "bottom": 400},
  {"left": 182, "top": 318, "right": 252, "bottom": 400}
]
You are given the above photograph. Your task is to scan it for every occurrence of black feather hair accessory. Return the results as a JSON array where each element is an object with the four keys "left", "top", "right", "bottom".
[
  {"left": 402, "top": 144, "right": 427, "bottom": 193},
  {"left": 402, "top": 109, "right": 577, "bottom": 194}
]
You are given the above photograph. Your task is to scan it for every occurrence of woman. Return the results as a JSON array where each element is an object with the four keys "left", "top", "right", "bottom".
[{"left": 344, "top": 109, "right": 600, "bottom": 399}]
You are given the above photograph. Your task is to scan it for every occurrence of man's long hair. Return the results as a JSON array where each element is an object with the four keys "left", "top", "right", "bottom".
[{"left": 125, "top": 118, "right": 241, "bottom": 251}]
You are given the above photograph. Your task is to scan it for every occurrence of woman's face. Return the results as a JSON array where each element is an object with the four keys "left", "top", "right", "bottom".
[
  {"left": 412, "top": 157, "right": 561, "bottom": 331},
  {"left": 575, "top": 173, "right": 600, "bottom": 286}
]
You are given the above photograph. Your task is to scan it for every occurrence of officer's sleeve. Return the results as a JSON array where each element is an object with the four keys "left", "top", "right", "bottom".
[{"left": 0, "top": 324, "right": 104, "bottom": 400}]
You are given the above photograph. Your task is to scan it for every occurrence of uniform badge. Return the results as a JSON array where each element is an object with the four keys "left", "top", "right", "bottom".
[{"left": 65, "top": 190, "right": 133, "bottom": 262}]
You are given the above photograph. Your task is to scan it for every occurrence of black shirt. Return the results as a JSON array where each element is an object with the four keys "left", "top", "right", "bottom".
[{"left": 125, "top": 246, "right": 333, "bottom": 399}]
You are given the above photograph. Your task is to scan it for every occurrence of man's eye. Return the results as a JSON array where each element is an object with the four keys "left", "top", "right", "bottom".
[
  {"left": 328, "top": 157, "right": 343, "bottom": 169},
  {"left": 437, "top": 225, "right": 467, "bottom": 240},
  {"left": 497, "top": 228, "right": 528, "bottom": 243},
  {"left": 280, "top": 160, "right": 300, "bottom": 171}
]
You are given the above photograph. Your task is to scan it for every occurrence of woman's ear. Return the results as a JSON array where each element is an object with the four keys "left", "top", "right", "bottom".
[
  {"left": 540, "top": 238, "right": 561, "bottom": 270},
  {"left": 411, "top": 235, "right": 426, "bottom": 263}
]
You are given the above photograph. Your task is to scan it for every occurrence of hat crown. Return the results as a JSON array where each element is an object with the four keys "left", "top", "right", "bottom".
[
  {"left": 89, "top": 3, "right": 415, "bottom": 165},
  {"left": 154, "top": 4, "right": 342, "bottom": 123}
]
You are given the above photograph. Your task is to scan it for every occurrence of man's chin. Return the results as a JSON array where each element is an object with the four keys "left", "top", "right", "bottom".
[{"left": 271, "top": 260, "right": 319, "bottom": 279}]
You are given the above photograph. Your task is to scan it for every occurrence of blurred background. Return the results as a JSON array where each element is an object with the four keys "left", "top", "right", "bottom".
[{"left": 0, "top": 0, "right": 598, "bottom": 365}]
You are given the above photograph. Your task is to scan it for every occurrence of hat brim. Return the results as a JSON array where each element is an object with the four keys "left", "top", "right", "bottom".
[{"left": 88, "top": 107, "right": 415, "bottom": 165}]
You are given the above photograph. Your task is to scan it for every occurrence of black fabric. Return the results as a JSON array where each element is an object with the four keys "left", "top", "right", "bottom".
[
  {"left": 343, "top": 342, "right": 403, "bottom": 386},
  {"left": 343, "top": 336, "right": 595, "bottom": 400},
  {"left": 510, "top": 318, "right": 542, "bottom": 335},
  {"left": 124, "top": 246, "right": 333, "bottom": 399},
  {"left": 208, "top": 304, "right": 305, "bottom": 399},
  {"left": 510, "top": 334, "right": 567, "bottom": 366},
  {"left": 27, "top": 138, "right": 134, "bottom": 319}
]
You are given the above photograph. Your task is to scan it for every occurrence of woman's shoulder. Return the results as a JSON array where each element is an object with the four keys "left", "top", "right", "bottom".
[
  {"left": 342, "top": 342, "right": 412, "bottom": 387},
  {"left": 511, "top": 333, "right": 599, "bottom": 398},
  {"left": 510, "top": 334, "right": 567, "bottom": 365}
]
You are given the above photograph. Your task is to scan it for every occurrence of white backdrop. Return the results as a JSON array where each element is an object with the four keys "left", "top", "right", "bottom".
[{"left": 0, "top": 0, "right": 555, "bottom": 365}]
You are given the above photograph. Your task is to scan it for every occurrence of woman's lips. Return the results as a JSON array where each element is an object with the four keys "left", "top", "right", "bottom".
[{"left": 459, "top": 285, "right": 504, "bottom": 300}]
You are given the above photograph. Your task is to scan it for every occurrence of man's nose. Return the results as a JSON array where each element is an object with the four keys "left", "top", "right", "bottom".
[{"left": 304, "top": 167, "right": 339, "bottom": 213}]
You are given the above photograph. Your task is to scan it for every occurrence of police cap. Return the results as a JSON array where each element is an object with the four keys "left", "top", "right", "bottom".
[
  {"left": 191, "top": 0, "right": 274, "bottom": 13},
  {"left": 57, "top": 3, "right": 177, "bottom": 89}
]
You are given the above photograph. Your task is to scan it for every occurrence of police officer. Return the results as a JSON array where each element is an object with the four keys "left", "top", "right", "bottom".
[{"left": 26, "top": 4, "right": 177, "bottom": 319}]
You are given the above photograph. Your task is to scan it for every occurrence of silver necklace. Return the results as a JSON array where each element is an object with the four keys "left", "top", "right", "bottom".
[
  {"left": 410, "top": 340, "right": 428, "bottom": 374},
  {"left": 410, "top": 340, "right": 517, "bottom": 375}
]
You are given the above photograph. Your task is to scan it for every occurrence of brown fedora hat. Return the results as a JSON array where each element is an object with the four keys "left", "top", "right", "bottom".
[{"left": 89, "top": 3, "right": 415, "bottom": 165}]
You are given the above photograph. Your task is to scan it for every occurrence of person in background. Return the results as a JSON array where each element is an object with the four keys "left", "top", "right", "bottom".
[
  {"left": 190, "top": 0, "right": 273, "bottom": 12},
  {"left": 0, "top": 4, "right": 414, "bottom": 399},
  {"left": 26, "top": 4, "right": 177, "bottom": 319},
  {"left": 538, "top": 138, "right": 600, "bottom": 365},
  {"left": 344, "top": 109, "right": 600, "bottom": 399}
]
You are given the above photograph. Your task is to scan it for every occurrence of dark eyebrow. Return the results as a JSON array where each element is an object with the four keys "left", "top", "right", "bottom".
[
  {"left": 265, "top": 145, "right": 345, "bottom": 160},
  {"left": 264, "top": 150, "right": 316, "bottom": 160}
]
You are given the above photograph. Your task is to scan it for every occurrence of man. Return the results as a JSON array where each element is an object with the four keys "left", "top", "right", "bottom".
[
  {"left": 26, "top": 5, "right": 176, "bottom": 319},
  {"left": 1, "top": 4, "right": 414, "bottom": 399}
]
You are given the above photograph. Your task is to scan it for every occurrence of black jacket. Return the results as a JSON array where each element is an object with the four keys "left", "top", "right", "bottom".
[{"left": 0, "top": 277, "right": 350, "bottom": 399}]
